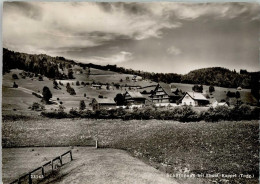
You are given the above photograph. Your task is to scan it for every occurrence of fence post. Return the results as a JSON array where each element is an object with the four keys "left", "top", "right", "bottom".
[
  {"left": 95, "top": 140, "right": 98, "bottom": 149},
  {"left": 70, "top": 151, "right": 73, "bottom": 161},
  {"left": 29, "top": 173, "right": 32, "bottom": 184},
  {"left": 60, "top": 156, "right": 62, "bottom": 165},
  {"left": 51, "top": 160, "right": 53, "bottom": 171},
  {"left": 42, "top": 166, "right": 45, "bottom": 177}
]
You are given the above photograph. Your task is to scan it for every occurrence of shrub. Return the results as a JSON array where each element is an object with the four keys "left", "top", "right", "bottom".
[
  {"left": 69, "top": 108, "right": 79, "bottom": 116},
  {"left": 12, "top": 74, "right": 18, "bottom": 79},
  {"left": 227, "top": 91, "right": 236, "bottom": 98},
  {"left": 81, "top": 110, "right": 94, "bottom": 118},
  {"left": 76, "top": 81, "right": 80, "bottom": 86},
  {"left": 58, "top": 105, "right": 66, "bottom": 112},
  {"left": 53, "top": 80, "right": 58, "bottom": 88},
  {"left": 67, "top": 86, "right": 76, "bottom": 95},
  {"left": 41, "top": 111, "right": 69, "bottom": 119},
  {"left": 13, "top": 82, "right": 18, "bottom": 88},
  {"left": 31, "top": 102, "right": 45, "bottom": 111}
]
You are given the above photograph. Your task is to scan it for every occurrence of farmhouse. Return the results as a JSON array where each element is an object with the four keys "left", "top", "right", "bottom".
[
  {"left": 132, "top": 75, "right": 142, "bottom": 82},
  {"left": 181, "top": 92, "right": 209, "bottom": 106},
  {"left": 150, "top": 83, "right": 182, "bottom": 104},
  {"left": 124, "top": 91, "right": 146, "bottom": 105},
  {"left": 91, "top": 98, "right": 116, "bottom": 111}
]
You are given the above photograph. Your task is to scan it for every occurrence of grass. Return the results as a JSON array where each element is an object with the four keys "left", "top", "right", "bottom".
[
  {"left": 2, "top": 118, "right": 258, "bottom": 183},
  {"left": 2, "top": 69, "right": 154, "bottom": 114},
  {"left": 2, "top": 147, "right": 71, "bottom": 184}
]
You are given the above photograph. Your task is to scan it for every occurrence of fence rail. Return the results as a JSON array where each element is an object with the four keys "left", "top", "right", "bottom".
[{"left": 10, "top": 150, "right": 73, "bottom": 184}]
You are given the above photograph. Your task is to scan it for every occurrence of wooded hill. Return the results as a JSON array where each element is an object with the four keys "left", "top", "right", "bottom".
[
  {"left": 3, "top": 48, "right": 76, "bottom": 79},
  {"left": 3, "top": 48, "right": 259, "bottom": 91}
]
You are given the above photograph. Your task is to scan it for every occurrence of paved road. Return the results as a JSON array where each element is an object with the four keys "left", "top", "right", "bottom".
[{"left": 42, "top": 148, "right": 179, "bottom": 184}]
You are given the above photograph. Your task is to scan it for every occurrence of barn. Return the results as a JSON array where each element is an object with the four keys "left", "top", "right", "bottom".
[
  {"left": 124, "top": 91, "right": 146, "bottom": 105},
  {"left": 180, "top": 92, "right": 209, "bottom": 106},
  {"left": 91, "top": 98, "right": 116, "bottom": 111}
]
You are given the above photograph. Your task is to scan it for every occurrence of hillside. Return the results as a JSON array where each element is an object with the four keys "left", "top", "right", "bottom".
[
  {"left": 181, "top": 67, "right": 254, "bottom": 88},
  {"left": 4, "top": 48, "right": 258, "bottom": 90}
]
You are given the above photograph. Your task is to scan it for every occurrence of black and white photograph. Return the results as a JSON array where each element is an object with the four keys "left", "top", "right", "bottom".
[{"left": 1, "top": 1, "right": 260, "bottom": 184}]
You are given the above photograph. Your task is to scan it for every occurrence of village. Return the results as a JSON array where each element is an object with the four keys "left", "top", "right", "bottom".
[{"left": 87, "top": 75, "right": 229, "bottom": 112}]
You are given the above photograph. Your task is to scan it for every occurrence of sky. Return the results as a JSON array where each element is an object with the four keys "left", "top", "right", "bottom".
[{"left": 3, "top": 2, "right": 260, "bottom": 74}]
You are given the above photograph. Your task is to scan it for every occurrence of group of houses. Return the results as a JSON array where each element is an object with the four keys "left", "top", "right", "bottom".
[{"left": 90, "top": 82, "right": 222, "bottom": 111}]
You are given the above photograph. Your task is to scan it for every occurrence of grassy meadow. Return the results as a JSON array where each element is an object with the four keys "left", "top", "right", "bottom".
[{"left": 2, "top": 118, "right": 258, "bottom": 183}]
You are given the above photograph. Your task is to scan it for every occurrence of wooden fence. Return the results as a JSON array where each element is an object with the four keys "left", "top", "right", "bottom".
[{"left": 10, "top": 150, "right": 73, "bottom": 184}]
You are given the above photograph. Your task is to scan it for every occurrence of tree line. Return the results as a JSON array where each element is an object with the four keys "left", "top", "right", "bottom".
[{"left": 3, "top": 48, "right": 75, "bottom": 79}]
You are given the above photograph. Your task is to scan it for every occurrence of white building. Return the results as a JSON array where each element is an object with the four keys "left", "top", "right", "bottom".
[{"left": 180, "top": 92, "right": 209, "bottom": 106}]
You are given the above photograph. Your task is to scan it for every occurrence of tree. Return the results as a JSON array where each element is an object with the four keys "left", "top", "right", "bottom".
[
  {"left": 192, "top": 84, "right": 203, "bottom": 93},
  {"left": 53, "top": 80, "right": 59, "bottom": 89},
  {"left": 68, "top": 69, "right": 74, "bottom": 79},
  {"left": 12, "top": 74, "right": 18, "bottom": 79},
  {"left": 42, "top": 86, "right": 52, "bottom": 103},
  {"left": 235, "top": 91, "right": 240, "bottom": 99},
  {"left": 79, "top": 100, "right": 86, "bottom": 111},
  {"left": 209, "top": 85, "right": 215, "bottom": 93},
  {"left": 38, "top": 75, "right": 43, "bottom": 81},
  {"left": 114, "top": 93, "right": 125, "bottom": 106},
  {"left": 76, "top": 81, "right": 80, "bottom": 86}
]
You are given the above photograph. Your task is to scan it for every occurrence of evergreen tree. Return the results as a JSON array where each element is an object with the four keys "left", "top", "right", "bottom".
[
  {"left": 79, "top": 100, "right": 86, "bottom": 111},
  {"left": 42, "top": 86, "right": 52, "bottom": 103}
]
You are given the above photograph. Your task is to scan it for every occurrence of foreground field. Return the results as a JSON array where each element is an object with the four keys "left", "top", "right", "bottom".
[
  {"left": 2, "top": 118, "right": 258, "bottom": 183},
  {"left": 3, "top": 147, "right": 177, "bottom": 184},
  {"left": 2, "top": 147, "right": 70, "bottom": 184}
]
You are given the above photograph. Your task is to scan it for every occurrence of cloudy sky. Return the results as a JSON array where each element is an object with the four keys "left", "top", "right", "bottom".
[{"left": 3, "top": 2, "right": 260, "bottom": 74}]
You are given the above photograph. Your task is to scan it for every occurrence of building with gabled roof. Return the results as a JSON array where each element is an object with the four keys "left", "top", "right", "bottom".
[
  {"left": 91, "top": 98, "right": 116, "bottom": 111},
  {"left": 180, "top": 92, "right": 209, "bottom": 106},
  {"left": 124, "top": 91, "right": 146, "bottom": 105},
  {"left": 150, "top": 82, "right": 182, "bottom": 104}
]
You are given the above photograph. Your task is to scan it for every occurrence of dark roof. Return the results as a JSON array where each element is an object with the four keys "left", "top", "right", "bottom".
[
  {"left": 158, "top": 82, "right": 177, "bottom": 97},
  {"left": 126, "top": 91, "right": 145, "bottom": 99},
  {"left": 93, "top": 98, "right": 116, "bottom": 104}
]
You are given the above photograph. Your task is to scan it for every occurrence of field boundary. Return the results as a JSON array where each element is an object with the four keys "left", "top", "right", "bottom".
[{"left": 9, "top": 150, "right": 73, "bottom": 184}]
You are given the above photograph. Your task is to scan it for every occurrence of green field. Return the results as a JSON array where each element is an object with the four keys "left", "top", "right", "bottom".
[{"left": 2, "top": 118, "right": 258, "bottom": 183}]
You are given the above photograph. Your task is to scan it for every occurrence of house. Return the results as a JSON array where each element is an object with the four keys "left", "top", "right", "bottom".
[
  {"left": 132, "top": 75, "right": 142, "bottom": 82},
  {"left": 124, "top": 91, "right": 146, "bottom": 105},
  {"left": 91, "top": 98, "right": 116, "bottom": 111},
  {"left": 91, "top": 84, "right": 102, "bottom": 90},
  {"left": 180, "top": 92, "right": 209, "bottom": 106},
  {"left": 150, "top": 83, "right": 182, "bottom": 104}
]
